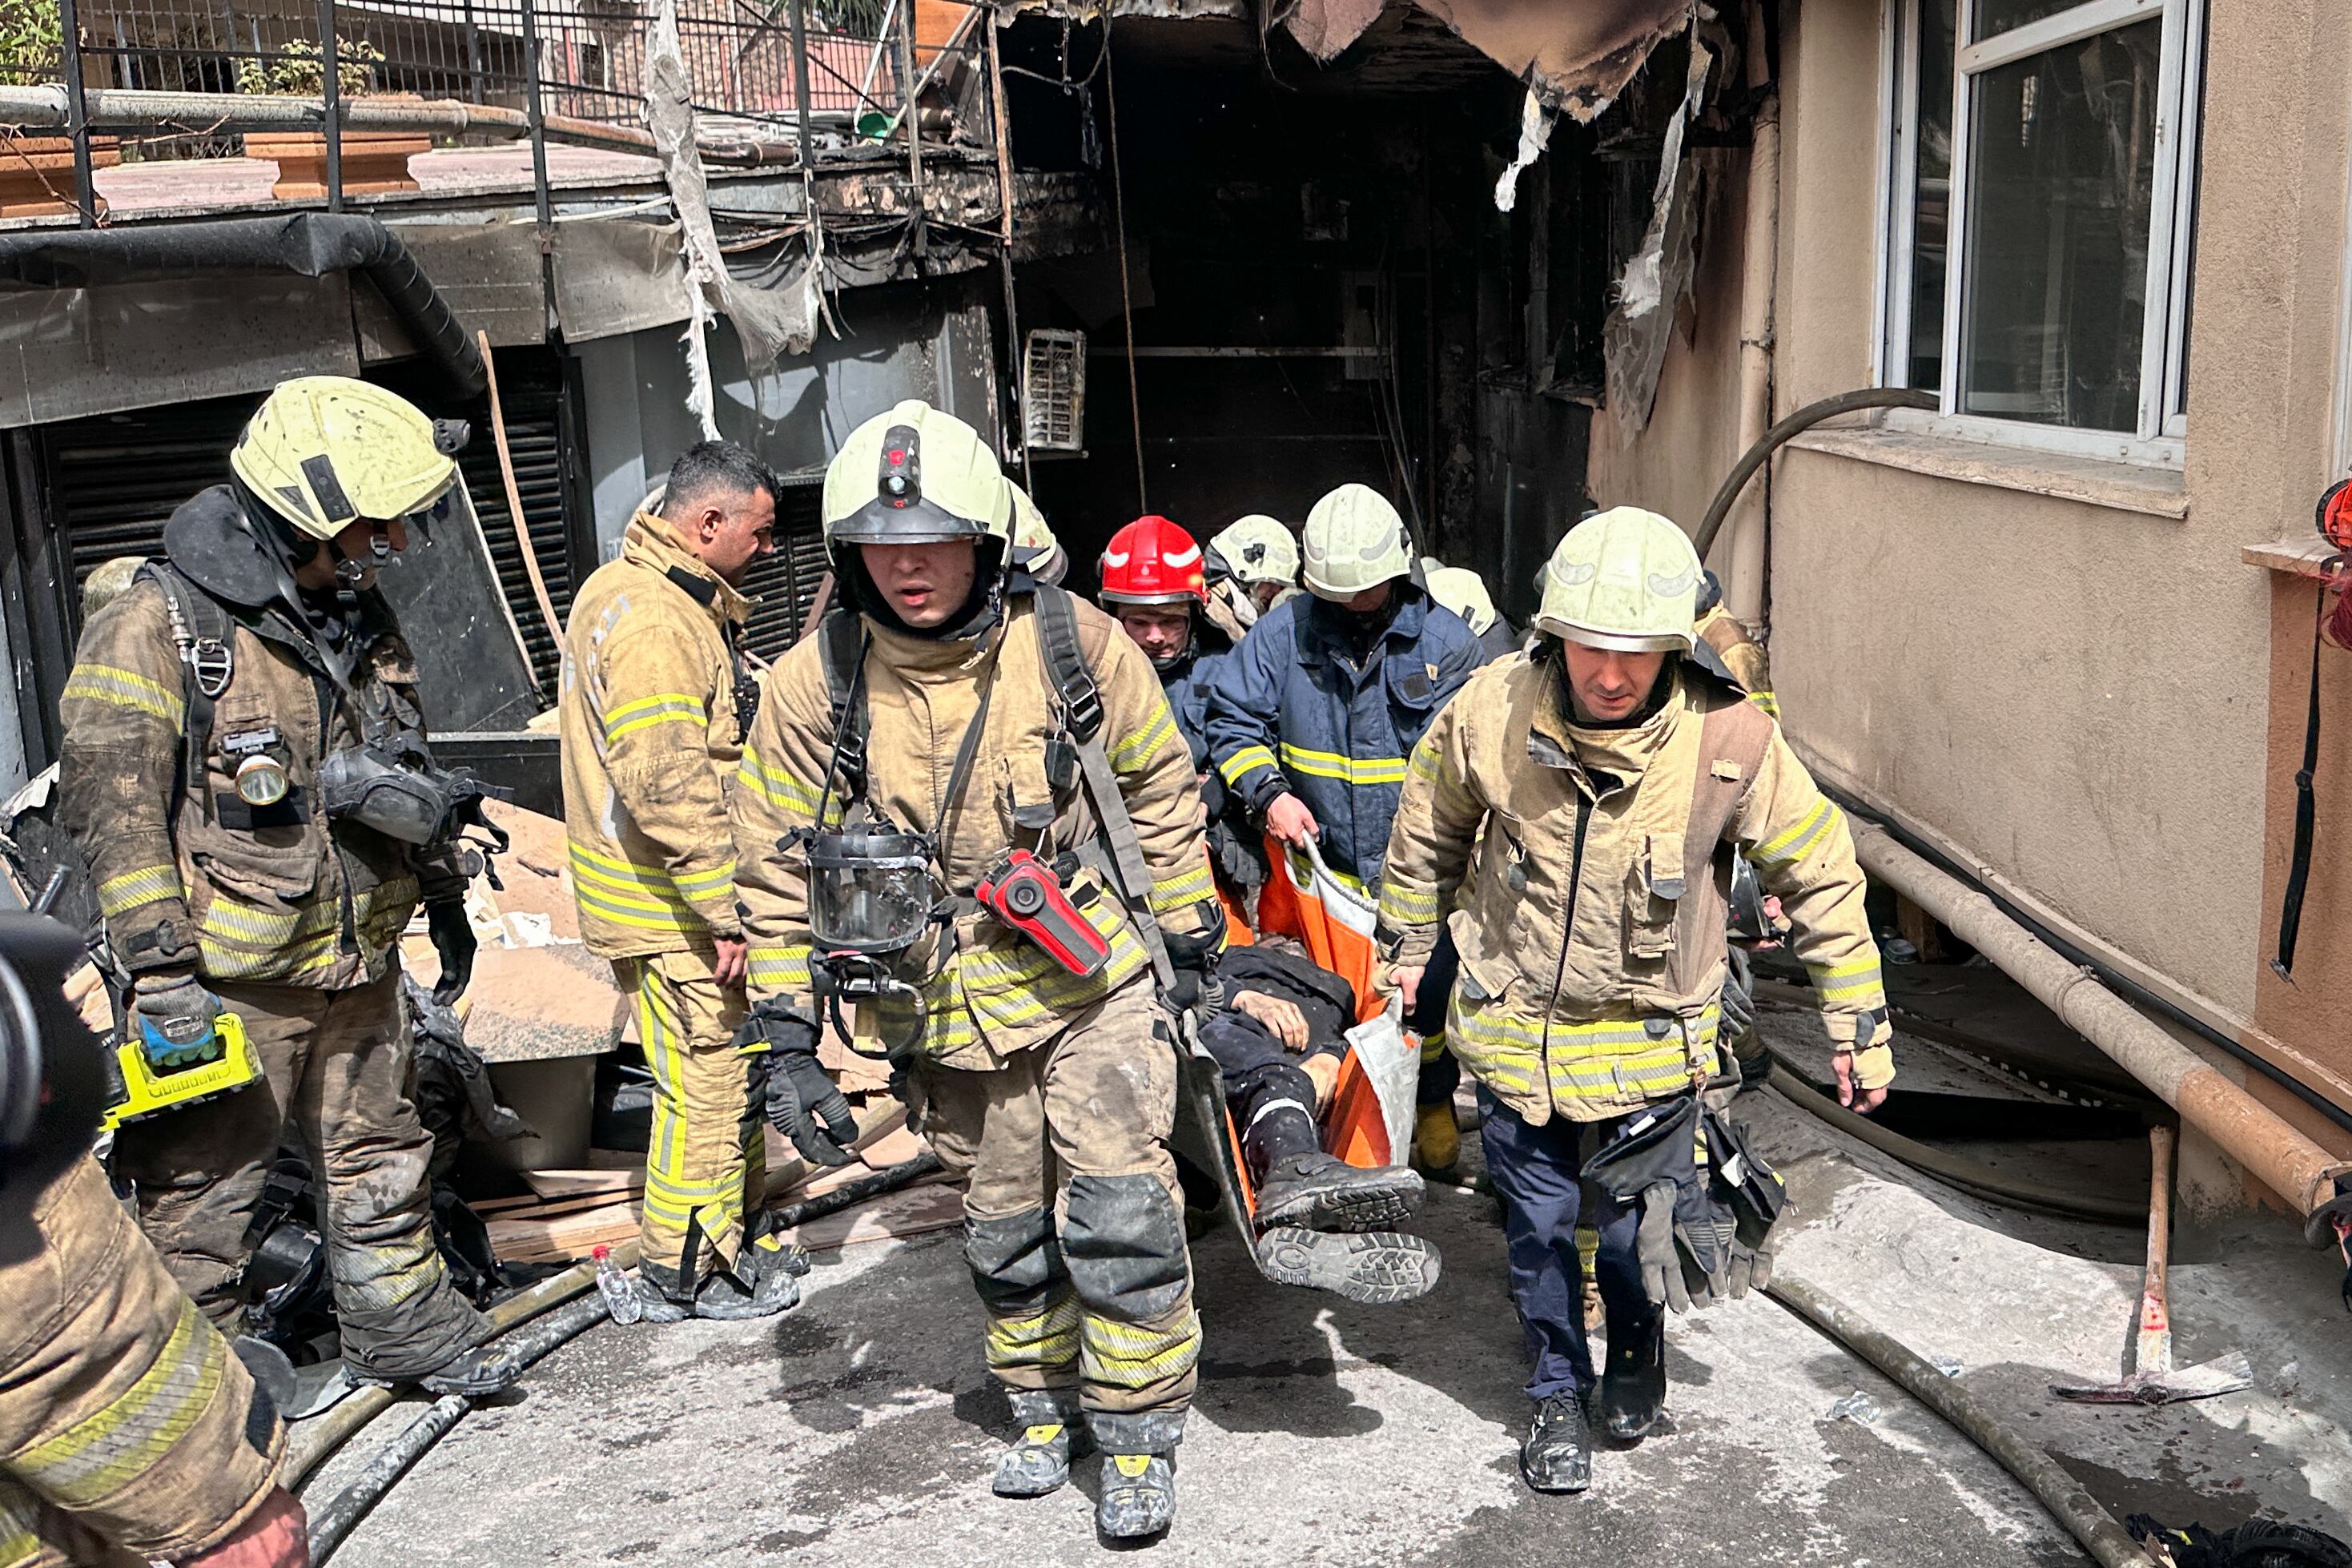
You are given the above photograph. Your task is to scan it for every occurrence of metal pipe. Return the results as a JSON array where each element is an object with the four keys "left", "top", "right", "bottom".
[
  {"left": 1719, "top": 0, "right": 1780, "bottom": 620},
  {"left": 0, "top": 86, "right": 823, "bottom": 164},
  {"left": 57, "top": 0, "right": 97, "bottom": 228},
  {"left": 319, "top": 0, "right": 343, "bottom": 211},
  {"left": 1851, "top": 821, "right": 2352, "bottom": 1215},
  {"left": 895, "top": 0, "right": 925, "bottom": 260},
  {"left": 985, "top": 19, "right": 1027, "bottom": 482},
  {"left": 786, "top": 0, "right": 815, "bottom": 163},
  {"left": 518, "top": 0, "right": 553, "bottom": 244}
]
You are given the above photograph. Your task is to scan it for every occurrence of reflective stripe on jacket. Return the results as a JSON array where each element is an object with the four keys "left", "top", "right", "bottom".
[
  {"left": 1377, "top": 655, "right": 1890, "bottom": 1124},
  {"left": 58, "top": 505, "right": 448, "bottom": 990},
  {"left": 1201, "top": 584, "right": 1482, "bottom": 885},
  {"left": 560, "top": 512, "right": 750, "bottom": 959},
  {"left": 0, "top": 1158, "right": 282, "bottom": 1565},
  {"left": 734, "top": 590, "right": 1218, "bottom": 1071}
]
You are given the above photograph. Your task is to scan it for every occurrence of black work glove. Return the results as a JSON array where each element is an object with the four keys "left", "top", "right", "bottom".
[
  {"left": 1703, "top": 1106, "right": 1787, "bottom": 1299},
  {"left": 426, "top": 899, "right": 477, "bottom": 1007},
  {"left": 734, "top": 1002, "right": 857, "bottom": 1167},
  {"left": 1163, "top": 907, "right": 1226, "bottom": 1015}
]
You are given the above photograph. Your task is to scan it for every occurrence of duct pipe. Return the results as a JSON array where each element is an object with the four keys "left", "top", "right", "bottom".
[
  {"left": 1851, "top": 821, "right": 2352, "bottom": 1216},
  {"left": 0, "top": 86, "right": 823, "bottom": 166},
  {"left": 1720, "top": 0, "right": 1779, "bottom": 624},
  {"left": 0, "top": 213, "right": 485, "bottom": 396}
]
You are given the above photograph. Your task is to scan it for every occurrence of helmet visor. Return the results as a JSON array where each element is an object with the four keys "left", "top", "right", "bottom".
[
  {"left": 829, "top": 494, "right": 990, "bottom": 547},
  {"left": 1540, "top": 615, "right": 1692, "bottom": 654}
]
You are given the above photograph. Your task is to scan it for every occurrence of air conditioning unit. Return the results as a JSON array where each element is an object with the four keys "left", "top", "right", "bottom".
[{"left": 1022, "top": 328, "right": 1086, "bottom": 453}]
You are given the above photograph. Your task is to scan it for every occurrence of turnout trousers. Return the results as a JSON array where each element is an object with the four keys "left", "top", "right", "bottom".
[
  {"left": 1475, "top": 1088, "right": 1656, "bottom": 1401},
  {"left": 614, "top": 950, "right": 762, "bottom": 1296},
  {"left": 917, "top": 978, "right": 1200, "bottom": 1454},
  {"left": 109, "top": 971, "right": 485, "bottom": 1381}
]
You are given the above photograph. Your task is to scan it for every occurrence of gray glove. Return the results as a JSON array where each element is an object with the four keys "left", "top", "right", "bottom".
[{"left": 133, "top": 973, "right": 222, "bottom": 1067}]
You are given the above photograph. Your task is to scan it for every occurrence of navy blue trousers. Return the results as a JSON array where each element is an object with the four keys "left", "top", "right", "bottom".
[{"left": 1475, "top": 1089, "right": 1651, "bottom": 1401}]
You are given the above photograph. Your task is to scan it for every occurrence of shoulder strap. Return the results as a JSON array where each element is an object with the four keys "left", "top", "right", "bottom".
[
  {"left": 1693, "top": 694, "right": 1777, "bottom": 859},
  {"left": 816, "top": 605, "right": 870, "bottom": 802},
  {"left": 1033, "top": 584, "right": 1175, "bottom": 992},
  {"left": 137, "top": 561, "right": 236, "bottom": 820}
]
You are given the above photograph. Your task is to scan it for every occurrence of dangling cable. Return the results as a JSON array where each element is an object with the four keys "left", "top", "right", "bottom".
[{"left": 1102, "top": 26, "right": 1147, "bottom": 516}]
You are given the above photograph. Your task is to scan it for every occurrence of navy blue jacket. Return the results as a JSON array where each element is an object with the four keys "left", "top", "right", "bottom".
[{"left": 1203, "top": 585, "right": 1482, "bottom": 884}]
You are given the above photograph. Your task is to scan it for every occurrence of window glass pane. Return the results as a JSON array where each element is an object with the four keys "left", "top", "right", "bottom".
[
  {"left": 1976, "top": 0, "right": 2098, "bottom": 36},
  {"left": 1906, "top": 0, "right": 1956, "bottom": 388},
  {"left": 1958, "top": 19, "right": 2160, "bottom": 432}
]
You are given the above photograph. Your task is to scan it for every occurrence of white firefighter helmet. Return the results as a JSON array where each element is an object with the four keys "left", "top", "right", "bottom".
[
  {"left": 1211, "top": 514, "right": 1300, "bottom": 588},
  {"left": 822, "top": 400, "right": 1011, "bottom": 549},
  {"left": 1534, "top": 506, "right": 1700, "bottom": 653},
  {"left": 1300, "top": 484, "right": 1413, "bottom": 601}
]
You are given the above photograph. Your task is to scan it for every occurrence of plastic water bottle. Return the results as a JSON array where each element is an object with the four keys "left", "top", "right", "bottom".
[{"left": 593, "top": 1246, "right": 642, "bottom": 1325}]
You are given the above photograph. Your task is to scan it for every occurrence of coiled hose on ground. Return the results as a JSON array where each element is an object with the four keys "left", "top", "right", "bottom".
[{"left": 297, "top": 1152, "right": 944, "bottom": 1563}]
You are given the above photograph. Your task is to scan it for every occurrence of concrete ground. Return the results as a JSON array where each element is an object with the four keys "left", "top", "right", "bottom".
[{"left": 306, "top": 1008, "right": 2352, "bottom": 1566}]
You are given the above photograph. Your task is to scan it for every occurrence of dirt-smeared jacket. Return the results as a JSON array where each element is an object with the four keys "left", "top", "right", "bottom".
[
  {"left": 560, "top": 512, "right": 750, "bottom": 959},
  {"left": 0, "top": 1156, "right": 283, "bottom": 1567},
  {"left": 1377, "top": 654, "right": 1893, "bottom": 1125},
  {"left": 734, "top": 589, "right": 1218, "bottom": 1071},
  {"left": 57, "top": 487, "right": 459, "bottom": 991}
]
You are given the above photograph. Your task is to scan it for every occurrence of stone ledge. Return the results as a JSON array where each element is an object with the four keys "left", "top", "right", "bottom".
[{"left": 1786, "top": 423, "right": 2189, "bottom": 518}]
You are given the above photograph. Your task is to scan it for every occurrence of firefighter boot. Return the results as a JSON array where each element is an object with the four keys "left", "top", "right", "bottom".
[
  {"left": 400, "top": 1343, "right": 525, "bottom": 1397},
  {"left": 690, "top": 1235, "right": 810, "bottom": 1321},
  {"left": 1597, "top": 1313, "right": 1667, "bottom": 1441},
  {"left": 1253, "top": 1151, "right": 1425, "bottom": 1233},
  {"left": 1520, "top": 1393, "right": 1594, "bottom": 1494},
  {"left": 1413, "top": 1102, "right": 1461, "bottom": 1180},
  {"left": 994, "top": 1389, "right": 1086, "bottom": 1499},
  {"left": 1097, "top": 1452, "right": 1176, "bottom": 1539},
  {"left": 1256, "top": 1227, "right": 1442, "bottom": 1304}
]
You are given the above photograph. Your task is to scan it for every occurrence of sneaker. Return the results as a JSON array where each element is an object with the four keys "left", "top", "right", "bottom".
[
  {"left": 1519, "top": 1393, "right": 1593, "bottom": 1494},
  {"left": 1255, "top": 1228, "right": 1442, "bottom": 1304},
  {"left": 1253, "top": 1152, "right": 1425, "bottom": 1232},
  {"left": 1096, "top": 1453, "right": 1176, "bottom": 1539}
]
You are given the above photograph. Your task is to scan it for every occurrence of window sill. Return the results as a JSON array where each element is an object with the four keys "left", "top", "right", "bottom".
[
  {"left": 2242, "top": 537, "right": 2338, "bottom": 580},
  {"left": 1784, "top": 424, "right": 2190, "bottom": 519}
]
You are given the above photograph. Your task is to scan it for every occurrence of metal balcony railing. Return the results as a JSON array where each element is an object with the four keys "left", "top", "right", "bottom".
[{"left": 5, "top": 0, "right": 987, "bottom": 223}]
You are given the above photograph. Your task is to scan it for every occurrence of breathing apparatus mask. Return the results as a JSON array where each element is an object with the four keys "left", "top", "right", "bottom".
[{"left": 794, "top": 824, "right": 939, "bottom": 1059}]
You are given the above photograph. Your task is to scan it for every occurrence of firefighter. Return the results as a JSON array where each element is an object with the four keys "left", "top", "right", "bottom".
[
  {"left": 1007, "top": 480, "right": 1068, "bottom": 585},
  {"left": 1377, "top": 507, "right": 1896, "bottom": 1494},
  {"left": 57, "top": 376, "right": 512, "bottom": 1395},
  {"left": 1206, "top": 513, "right": 1299, "bottom": 628},
  {"left": 0, "top": 916, "right": 304, "bottom": 1568},
  {"left": 560, "top": 440, "right": 808, "bottom": 1321},
  {"left": 1695, "top": 568, "right": 1775, "bottom": 717},
  {"left": 1, "top": 1158, "right": 308, "bottom": 1568},
  {"left": 1424, "top": 560, "right": 1522, "bottom": 665},
  {"left": 1201, "top": 484, "right": 1482, "bottom": 1174},
  {"left": 732, "top": 401, "right": 1223, "bottom": 1538},
  {"left": 1098, "top": 517, "right": 1422, "bottom": 1283}
]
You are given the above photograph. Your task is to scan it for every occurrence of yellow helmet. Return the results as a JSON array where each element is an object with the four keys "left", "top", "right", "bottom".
[
  {"left": 822, "top": 400, "right": 1010, "bottom": 549},
  {"left": 1211, "top": 514, "right": 1299, "bottom": 587},
  {"left": 1005, "top": 479, "right": 1067, "bottom": 584},
  {"left": 230, "top": 376, "right": 463, "bottom": 541},
  {"left": 1301, "top": 484, "right": 1413, "bottom": 600},
  {"left": 1534, "top": 506, "right": 1700, "bottom": 653}
]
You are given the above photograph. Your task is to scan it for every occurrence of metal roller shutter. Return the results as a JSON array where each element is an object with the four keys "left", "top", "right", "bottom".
[{"left": 736, "top": 478, "right": 830, "bottom": 664}]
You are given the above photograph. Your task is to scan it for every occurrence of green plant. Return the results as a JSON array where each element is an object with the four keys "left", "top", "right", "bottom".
[
  {"left": 235, "top": 38, "right": 384, "bottom": 96},
  {"left": 0, "top": 0, "right": 63, "bottom": 89}
]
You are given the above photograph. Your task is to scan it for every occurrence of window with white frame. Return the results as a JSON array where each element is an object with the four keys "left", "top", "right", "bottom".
[{"left": 1880, "top": 0, "right": 2204, "bottom": 459}]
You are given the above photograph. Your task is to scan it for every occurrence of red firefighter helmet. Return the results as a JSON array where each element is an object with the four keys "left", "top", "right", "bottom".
[{"left": 1099, "top": 515, "right": 1208, "bottom": 607}]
